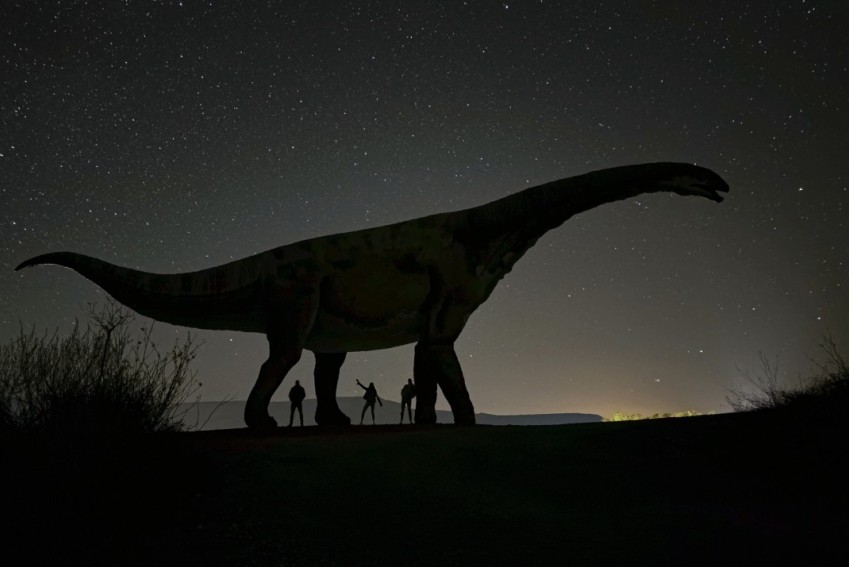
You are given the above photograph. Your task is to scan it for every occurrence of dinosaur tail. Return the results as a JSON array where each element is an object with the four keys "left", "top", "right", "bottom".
[
  {"left": 463, "top": 162, "right": 729, "bottom": 238},
  {"left": 15, "top": 252, "right": 265, "bottom": 332}
]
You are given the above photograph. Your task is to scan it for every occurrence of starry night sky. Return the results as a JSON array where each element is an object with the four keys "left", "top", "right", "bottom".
[{"left": 2, "top": 1, "right": 847, "bottom": 418}]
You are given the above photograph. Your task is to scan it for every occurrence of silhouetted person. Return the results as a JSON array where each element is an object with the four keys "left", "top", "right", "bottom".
[
  {"left": 356, "top": 379, "right": 382, "bottom": 424},
  {"left": 288, "top": 380, "right": 306, "bottom": 427},
  {"left": 400, "top": 379, "right": 416, "bottom": 424}
]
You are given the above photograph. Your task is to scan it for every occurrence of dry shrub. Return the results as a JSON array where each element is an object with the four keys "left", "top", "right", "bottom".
[
  {"left": 727, "top": 336, "right": 848, "bottom": 416},
  {"left": 0, "top": 300, "right": 200, "bottom": 437}
]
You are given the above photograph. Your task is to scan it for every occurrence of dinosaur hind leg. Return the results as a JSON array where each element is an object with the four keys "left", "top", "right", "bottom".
[
  {"left": 313, "top": 351, "right": 351, "bottom": 426},
  {"left": 245, "top": 333, "right": 302, "bottom": 430},
  {"left": 244, "top": 284, "right": 319, "bottom": 430}
]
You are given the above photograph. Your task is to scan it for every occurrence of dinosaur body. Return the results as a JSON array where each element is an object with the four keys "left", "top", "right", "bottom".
[{"left": 16, "top": 162, "right": 729, "bottom": 429}]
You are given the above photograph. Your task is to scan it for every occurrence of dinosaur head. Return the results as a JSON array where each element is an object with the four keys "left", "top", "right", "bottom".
[{"left": 656, "top": 164, "right": 729, "bottom": 203}]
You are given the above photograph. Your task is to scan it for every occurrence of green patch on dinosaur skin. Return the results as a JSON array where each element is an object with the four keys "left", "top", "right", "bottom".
[
  {"left": 393, "top": 253, "right": 424, "bottom": 274},
  {"left": 329, "top": 258, "right": 357, "bottom": 270},
  {"left": 276, "top": 263, "right": 297, "bottom": 281},
  {"left": 320, "top": 256, "right": 430, "bottom": 323}
]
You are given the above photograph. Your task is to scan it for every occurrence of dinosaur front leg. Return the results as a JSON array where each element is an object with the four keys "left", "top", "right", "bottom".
[
  {"left": 313, "top": 351, "right": 351, "bottom": 426},
  {"left": 414, "top": 342, "right": 439, "bottom": 424},
  {"left": 414, "top": 342, "right": 476, "bottom": 425},
  {"left": 416, "top": 291, "right": 477, "bottom": 425}
]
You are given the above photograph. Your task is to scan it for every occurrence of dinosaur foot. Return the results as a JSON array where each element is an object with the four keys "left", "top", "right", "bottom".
[
  {"left": 245, "top": 414, "right": 278, "bottom": 431},
  {"left": 415, "top": 407, "right": 437, "bottom": 425},
  {"left": 315, "top": 406, "right": 351, "bottom": 427},
  {"left": 453, "top": 412, "right": 476, "bottom": 426}
]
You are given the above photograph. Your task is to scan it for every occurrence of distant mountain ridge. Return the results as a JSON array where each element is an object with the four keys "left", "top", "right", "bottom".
[{"left": 177, "top": 397, "right": 602, "bottom": 430}]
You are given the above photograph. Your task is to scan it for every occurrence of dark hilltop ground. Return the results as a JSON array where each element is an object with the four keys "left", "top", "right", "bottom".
[
  {"left": 4, "top": 407, "right": 845, "bottom": 566},
  {"left": 180, "top": 397, "right": 604, "bottom": 429}
]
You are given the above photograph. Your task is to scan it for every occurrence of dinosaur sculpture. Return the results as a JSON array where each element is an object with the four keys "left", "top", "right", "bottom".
[{"left": 16, "top": 162, "right": 728, "bottom": 429}]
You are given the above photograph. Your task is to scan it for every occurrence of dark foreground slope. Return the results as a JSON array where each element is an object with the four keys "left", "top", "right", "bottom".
[{"left": 4, "top": 409, "right": 844, "bottom": 566}]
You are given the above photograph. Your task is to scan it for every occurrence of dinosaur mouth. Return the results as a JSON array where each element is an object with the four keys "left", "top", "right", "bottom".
[{"left": 694, "top": 182, "right": 729, "bottom": 203}]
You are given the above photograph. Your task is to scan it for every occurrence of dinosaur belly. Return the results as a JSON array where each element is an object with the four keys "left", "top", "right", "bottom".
[
  {"left": 306, "top": 263, "right": 430, "bottom": 352},
  {"left": 305, "top": 317, "right": 423, "bottom": 352}
]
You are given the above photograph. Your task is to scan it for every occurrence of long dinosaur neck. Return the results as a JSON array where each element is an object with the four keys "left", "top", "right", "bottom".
[
  {"left": 15, "top": 252, "right": 264, "bottom": 332},
  {"left": 463, "top": 162, "right": 703, "bottom": 239},
  {"left": 453, "top": 162, "right": 718, "bottom": 298}
]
